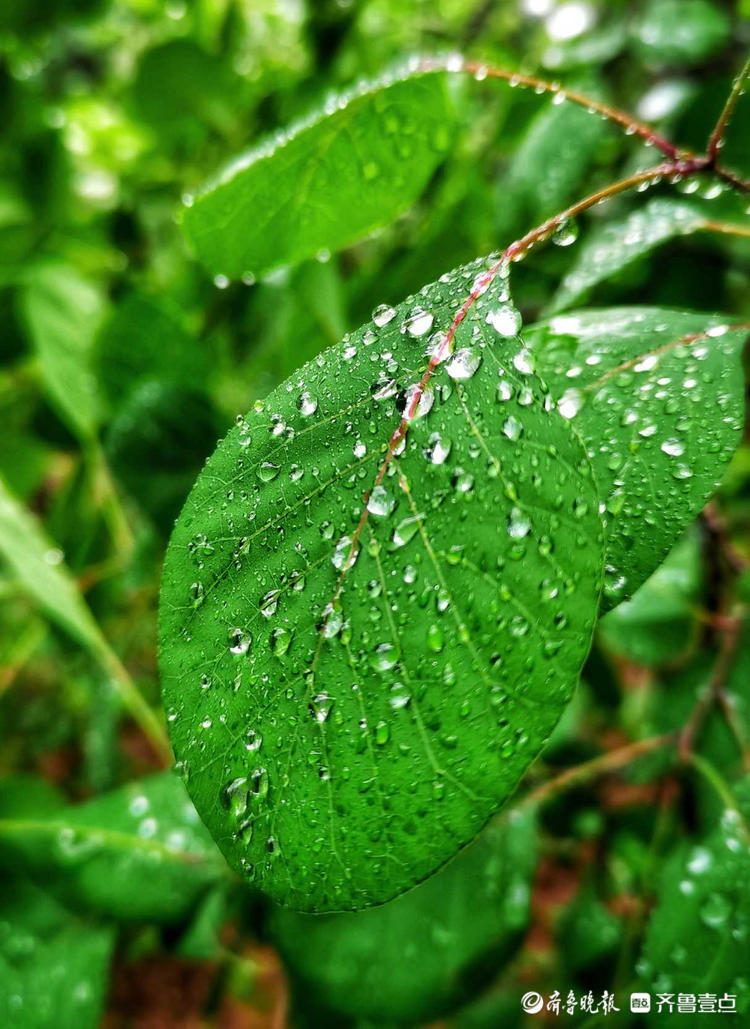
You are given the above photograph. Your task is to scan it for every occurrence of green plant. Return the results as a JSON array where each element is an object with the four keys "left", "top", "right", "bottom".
[
  {"left": 3, "top": 4, "right": 750, "bottom": 1026},
  {"left": 160, "top": 54, "right": 750, "bottom": 915}
]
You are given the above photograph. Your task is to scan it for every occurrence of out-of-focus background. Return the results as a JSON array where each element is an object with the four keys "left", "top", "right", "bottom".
[{"left": 1, "top": 0, "right": 750, "bottom": 1026}]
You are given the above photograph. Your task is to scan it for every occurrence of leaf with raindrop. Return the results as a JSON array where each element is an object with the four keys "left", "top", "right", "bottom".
[
  {"left": 271, "top": 809, "right": 536, "bottom": 1023},
  {"left": 638, "top": 776, "right": 750, "bottom": 1018},
  {"left": 0, "top": 772, "right": 228, "bottom": 924},
  {"left": 523, "top": 307, "right": 747, "bottom": 607},
  {"left": 159, "top": 253, "right": 604, "bottom": 912},
  {"left": 181, "top": 67, "right": 457, "bottom": 280},
  {"left": 547, "top": 199, "right": 708, "bottom": 314}
]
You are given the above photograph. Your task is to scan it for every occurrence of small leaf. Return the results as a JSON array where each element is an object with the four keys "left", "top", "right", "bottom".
[
  {"left": 272, "top": 810, "right": 536, "bottom": 1023},
  {"left": 0, "top": 876, "right": 114, "bottom": 1029},
  {"left": 159, "top": 254, "right": 604, "bottom": 912},
  {"left": 639, "top": 777, "right": 750, "bottom": 1017},
  {"left": 548, "top": 200, "right": 707, "bottom": 313},
  {"left": 181, "top": 68, "right": 457, "bottom": 280},
  {"left": 0, "top": 772, "right": 227, "bottom": 924},
  {"left": 21, "top": 263, "right": 106, "bottom": 440},
  {"left": 523, "top": 308, "right": 746, "bottom": 607}
]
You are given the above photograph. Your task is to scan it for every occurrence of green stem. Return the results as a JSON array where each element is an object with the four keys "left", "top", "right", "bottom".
[{"left": 707, "top": 52, "right": 750, "bottom": 161}]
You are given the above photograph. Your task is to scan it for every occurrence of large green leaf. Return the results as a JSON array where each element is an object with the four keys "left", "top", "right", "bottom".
[
  {"left": 632, "top": 0, "right": 731, "bottom": 66},
  {"left": 639, "top": 776, "right": 750, "bottom": 1020},
  {"left": 0, "top": 876, "right": 114, "bottom": 1029},
  {"left": 548, "top": 200, "right": 707, "bottom": 314},
  {"left": 21, "top": 263, "right": 106, "bottom": 440},
  {"left": 181, "top": 68, "right": 456, "bottom": 280},
  {"left": 523, "top": 308, "right": 746, "bottom": 607},
  {"left": 159, "top": 254, "right": 604, "bottom": 912},
  {"left": 0, "top": 772, "right": 228, "bottom": 924},
  {"left": 272, "top": 809, "right": 536, "bottom": 1024}
]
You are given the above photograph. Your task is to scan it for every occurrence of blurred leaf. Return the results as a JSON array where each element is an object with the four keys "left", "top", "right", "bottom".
[
  {"left": 494, "top": 81, "right": 610, "bottom": 240},
  {"left": 0, "top": 771, "right": 228, "bottom": 924},
  {"left": 548, "top": 200, "right": 708, "bottom": 314},
  {"left": 273, "top": 810, "right": 536, "bottom": 1024},
  {"left": 0, "top": 876, "right": 114, "bottom": 1029},
  {"left": 598, "top": 529, "right": 701, "bottom": 665},
  {"left": 21, "top": 264, "right": 106, "bottom": 441},
  {"left": 632, "top": 0, "right": 731, "bottom": 66},
  {"left": 0, "top": 473, "right": 102, "bottom": 651},
  {"left": 181, "top": 68, "right": 457, "bottom": 279},
  {"left": 159, "top": 256, "right": 603, "bottom": 913},
  {"left": 524, "top": 308, "right": 746, "bottom": 607},
  {"left": 132, "top": 39, "right": 246, "bottom": 150},
  {"left": 557, "top": 882, "right": 623, "bottom": 975},
  {"left": 105, "top": 381, "right": 221, "bottom": 531},
  {"left": 640, "top": 776, "right": 750, "bottom": 1019},
  {"left": 94, "top": 292, "right": 210, "bottom": 409}
]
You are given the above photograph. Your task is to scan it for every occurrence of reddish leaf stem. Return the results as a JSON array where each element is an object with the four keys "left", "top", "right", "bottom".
[{"left": 417, "top": 55, "right": 682, "bottom": 159}]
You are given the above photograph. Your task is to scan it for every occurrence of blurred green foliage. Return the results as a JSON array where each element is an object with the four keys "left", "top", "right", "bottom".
[{"left": 0, "top": 0, "right": 749, "bottom": 1026}]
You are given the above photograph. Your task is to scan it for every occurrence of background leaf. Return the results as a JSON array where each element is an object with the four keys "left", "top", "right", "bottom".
[
  {"left": 524, "top": 307, "right": 747, "bottom": 607},
  {"left": 273, "top": 809, "right": 536, "bottom": 1024},
  {"left": 0, "top": 876, "right": 114, "bottom": 1029},
  {"left": 20, "top": 263, "right": 106, "bottom": 441},
  {"left": 0, "top": 771, "right": 228, "bottom": 924},
  {"left": 548, "top": 200, "right": 708, "bottom": 314},
  {"left": 181, "top": 68, "right": 457, "bottom": 280},
  {"left": 639, "top": 776, "right": 750, "bottom": 1019},
  {"left": 159, "top": 254, "right": 604, "bottom": 912}
]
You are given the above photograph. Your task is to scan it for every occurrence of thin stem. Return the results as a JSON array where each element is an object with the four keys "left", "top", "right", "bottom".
[
  {"left": 420, "top": 56, "right": 683, "bottom": 160},
  {"left": 701, "top": 219, "right": 750, "bottom": 241},
  {"left": 518, "top": 732, "right": 677, "bottom": 809},
  {"left": 505, "top": 160, "right": 694, "bottom": 262},
  {"left": 707, "top": 52, "right": 750, "bottom": 162},
  {"left": 679, "top": 607, "right": 741, "bottom": 761}
]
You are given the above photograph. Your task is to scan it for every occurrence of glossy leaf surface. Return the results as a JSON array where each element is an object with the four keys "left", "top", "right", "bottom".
[
  {"left": 524, "top": 308, "right": 746, "bottom": 607},
  {"left": 160, "top": 255, "right": 604, "bottom": 911}
]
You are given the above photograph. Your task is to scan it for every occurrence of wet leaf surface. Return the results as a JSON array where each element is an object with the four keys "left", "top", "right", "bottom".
[
  {"left": 524, "top": 307, "right": 747, "bottom": 607},
  {"left": 160, "top": 255, "right": 604, "bottom": 912}
]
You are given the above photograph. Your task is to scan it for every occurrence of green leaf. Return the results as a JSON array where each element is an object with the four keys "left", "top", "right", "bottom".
[
  {"left": 94, "top": 292, "right": 210, "bottom": 409},
  {"left": 0, "top": 473, "right": 102, "bottom": 652},
  {"left": 272, "top": 809, "right": 536, "bottom": 1023},
  {"left": 159, "top": 254, "right": 604, "bottom": 912},
  {"left": 598, "top": 529, "right": 702, "bottom": 665},
  {"left": 21, "top": 263, "right": 106, "bottom": 440},
  {"left": 523, "top": 308, "right": 746, "bottom": 607},
  {"left": 181, "top": 68, "right": 456, "bottom": 280},
  {"left": 494, "top": 79, "right": 609, "bottom": 239},
  {"left": 639, "top": 776, "right": 750, "bottom": 1019},
  {"left": 632, "top": 0, "right": 731, "bottom": 66},
  {"left": 0, "top": 876, "right": 114, "bottom": 1029},
  {"left": 0, "top": 772, "right": 228, "bottom": 924},
  {"left": 548, "top": 200, "right": 708, "bottom": 314}
]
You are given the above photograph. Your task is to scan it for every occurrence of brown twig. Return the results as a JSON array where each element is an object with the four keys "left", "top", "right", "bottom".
[{"left": 707, "top": 52, "right": 750, "bottom": 162}]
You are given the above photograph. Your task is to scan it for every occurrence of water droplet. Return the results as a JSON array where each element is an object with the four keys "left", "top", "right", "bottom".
[
  {"left": 446, "top": 348, "right": 482, "bottom": 380},
  {"left": 367, "top": 484, "right": 395, "bottom": 517},
  {"left": 372, "top": 304, "right": 396, "bottom": 327},
  {"left": 404, "top": 307, "right": 434, "bottom": 337},
  {"left": 486, "top": 304, "right": 522, "bottom": 337}
]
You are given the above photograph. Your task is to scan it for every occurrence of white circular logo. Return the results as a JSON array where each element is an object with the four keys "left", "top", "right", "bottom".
[{"left": 521, "top": 991, "right": 544, "bottom": 1014}]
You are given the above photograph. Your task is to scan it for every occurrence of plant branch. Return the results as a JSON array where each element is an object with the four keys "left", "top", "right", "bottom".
[
  {"left": 518, "top": 733, "right": 677, "bottom": 809},
  {"left": 421, "top": 56, "right": 683, "bottom": 159},
  {"left": 707, "top": 52, "right": 750, "bottom": 162}
]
